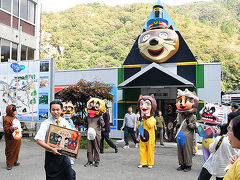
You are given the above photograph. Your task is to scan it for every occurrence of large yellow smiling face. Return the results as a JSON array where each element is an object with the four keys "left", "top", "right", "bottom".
[
  {"left": 87, "top": 97, "right": 106, "bottom": 117},
  {"left": 138, "top": 28, "right": 179, "bottom": 63}
]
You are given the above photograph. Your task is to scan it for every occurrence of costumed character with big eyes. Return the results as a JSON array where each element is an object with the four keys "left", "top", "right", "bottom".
[
  {"left": 62, "top": 101, "right": 77, "bottom": 165},
  {"left": 84, "top": 98, "right": 105, "bottom": 167},
  {"left": 136, "top": 94, "right": 157, "bottom": 169},
  {"left": 138, "top": 4, "right": 179, "bottom": 64},
  {"left": 197, "top": 103, "right": 224, "bottom": 162},
  {"left": 175, "top": 89, "right": 199, "bottom": 172}
]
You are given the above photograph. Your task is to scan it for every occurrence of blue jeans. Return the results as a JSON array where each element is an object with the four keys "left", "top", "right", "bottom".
[
  {"left": 124, "top": 127, "right": 138, "bottom": 146},
  {"left": 100, "top": 131, "right": 117, "bottom": 152}
]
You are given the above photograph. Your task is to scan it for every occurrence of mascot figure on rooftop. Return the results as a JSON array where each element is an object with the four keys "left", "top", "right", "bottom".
[
  {"left": 137, "top": 94, "right": 157, "bottom": 169},
  {"left": 197, "top": 102, "right": 224, "bottom": 162},
  {"left": 175, "top": 89, "right": 198, "bottom": 172},
  {"left": 138, "top": 4, "right": 179, "bottom": 63},
  {"left": 84, "top": 97, "right": 105, "bottom": 167}
]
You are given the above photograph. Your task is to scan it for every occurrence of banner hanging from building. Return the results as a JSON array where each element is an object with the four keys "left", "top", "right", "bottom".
[{"left": 0, "top": 59, "right": 54, "bottom": 121}]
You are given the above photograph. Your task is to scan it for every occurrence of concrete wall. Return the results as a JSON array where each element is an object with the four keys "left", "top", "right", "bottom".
[{"left": 55, "top": 67, "right": 119, "bottom": 86}]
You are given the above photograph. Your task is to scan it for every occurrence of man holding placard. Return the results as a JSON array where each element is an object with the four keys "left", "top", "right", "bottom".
[{"left": 35, "top": 100, "right": 76, "bottom": 180}]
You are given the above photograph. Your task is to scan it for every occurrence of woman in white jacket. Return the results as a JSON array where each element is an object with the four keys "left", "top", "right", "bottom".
[{"left": 197, "top": 135, "right": 237, "bottom": 180}]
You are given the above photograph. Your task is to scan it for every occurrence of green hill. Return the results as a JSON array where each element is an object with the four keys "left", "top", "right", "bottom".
[{"left": 40, "top": 1, "right": 240, "bottom": 91}]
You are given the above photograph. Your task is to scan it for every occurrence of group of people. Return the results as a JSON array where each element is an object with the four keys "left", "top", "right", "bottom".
[
  {"left": 2, "top": 94, "right": 163, "bottom": 178},
  {"left": 174, "top": 88, "right": 240, "bottom": 180},
  {"left": 3, "top": 93, "right": 240, "bottom": 179},
  {"left": 121, "top": 106, "right": 166, "bottom": 149},
  {"left": 197, "top": 103, "right": 240, "bottom": 180}
]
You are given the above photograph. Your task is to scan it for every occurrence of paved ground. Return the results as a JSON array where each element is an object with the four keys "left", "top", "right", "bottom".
[{"left": 0, "top": 138, "right": 212, "bottom": 180}]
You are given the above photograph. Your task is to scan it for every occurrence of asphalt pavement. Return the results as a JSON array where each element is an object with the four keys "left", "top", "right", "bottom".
[{"left": 0, "top": 138, "right": 211, "bottom": 180}]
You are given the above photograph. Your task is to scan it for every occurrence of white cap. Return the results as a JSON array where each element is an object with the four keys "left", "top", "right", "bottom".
[{"left": 87, "top": 127, "right": 96, "bottom": 140}]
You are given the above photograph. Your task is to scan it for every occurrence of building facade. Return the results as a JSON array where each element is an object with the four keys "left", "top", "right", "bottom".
[
  {"left": 54, "top": 1, "right": 222, "bottom": 139},
  {"left": 0, "top": 0, "right": 41, "bottom": 62}
]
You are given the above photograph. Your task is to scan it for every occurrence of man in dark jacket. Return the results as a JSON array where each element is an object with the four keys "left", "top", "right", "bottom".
[
  {"left": 220, "top": 103, "right": 240, "bottom": 135},
  {"left": 100, "top": 108, "right": 118, "bottom": 153}
]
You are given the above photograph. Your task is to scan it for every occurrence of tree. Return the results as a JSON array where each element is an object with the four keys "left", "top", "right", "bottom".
[{"left": 59, "top": 79, "right": 114, "bottom": 122}]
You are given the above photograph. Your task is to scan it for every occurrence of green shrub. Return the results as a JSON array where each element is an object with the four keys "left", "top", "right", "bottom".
[{"left": 79, "top": 136, "right": 116, "bottom": 149}]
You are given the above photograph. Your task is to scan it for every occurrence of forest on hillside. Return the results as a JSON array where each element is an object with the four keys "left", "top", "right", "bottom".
[{"left": 40, "top": 0, "right": 240, "bottom": 91}]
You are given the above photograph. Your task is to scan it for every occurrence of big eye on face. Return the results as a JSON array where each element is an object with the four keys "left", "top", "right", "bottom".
[
  {"left": 186, "top": 98, "right": 193, "bottom": 103},
  {"left": 95, "top": 102, "right": 100, "bottom": 110},
  {"left": 177, "top": 99, "right": 182, "bottom": 104},
  {"left": 140, "top": 100, "right": 151, "bottom": 108},
  {"left": 159, "top": 32, "right": 168, "bottom": 39},
  {"left": 142, "top": 34, "right": 151, "bottom": 42},
  {"left": 145, "top": 100, "right": 151, "bottom": 107}
]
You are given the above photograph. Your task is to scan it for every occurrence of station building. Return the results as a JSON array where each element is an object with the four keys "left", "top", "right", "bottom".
[{"left": 55, "top": 1, "right": 221, "bottom": 138}]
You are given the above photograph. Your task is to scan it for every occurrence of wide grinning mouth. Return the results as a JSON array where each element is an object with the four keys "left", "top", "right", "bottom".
[
  {"left": 148, "top": 48, "right": 164, "bottom": 57},
  {"left": 201, "top": 114, "right": 216, "bottom": 122},
  {"left": 180, "top": 106, "right": 186, "bottom": 109}
]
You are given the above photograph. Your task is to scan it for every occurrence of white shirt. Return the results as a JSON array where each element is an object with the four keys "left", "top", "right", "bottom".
[
  {"left": 12, "top": 118, "right": 22, "bottom": 137},
  {"left": 34, "top": 116, "right": 71, "bottom": 142},
  {"left": 203, "top": 135, "right": 237, "bottom": 177}
]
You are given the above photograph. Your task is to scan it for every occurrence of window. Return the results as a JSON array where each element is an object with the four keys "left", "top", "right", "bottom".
[
  {"left": 20, "top": 0, "right": 28, "bottom": 20},
  {"left": 27, "top": 47, "right": 34, "bottom": 60},
  {"left": 12, "top": 43, "right": 18, "bottom": 60},
  {"left": 13, "top": 0, "right": 19, "bottom": 16},
  {"left": 2, "top": 0, "right": 11, "bottom": 12},
  {"left": 1, "top": 39, "right": 10, "bottom": 62},
  {"left": 28, "top": 1, "right": 35, "bottom": 23},
  {"left": 20, "top": 0, "right": 36, "bottom": 24},
  {"left": 21, "top": 45, "right": 27, "bottom": 60}
]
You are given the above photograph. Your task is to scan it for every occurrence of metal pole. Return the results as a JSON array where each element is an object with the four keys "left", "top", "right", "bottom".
[{"left": 17, "top": 25, "right": 22, "bottom": 61}]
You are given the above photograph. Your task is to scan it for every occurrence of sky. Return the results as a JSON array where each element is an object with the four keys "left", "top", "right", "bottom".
[{"left": 41, "top": 0, "right": 213, "bottom": 13}]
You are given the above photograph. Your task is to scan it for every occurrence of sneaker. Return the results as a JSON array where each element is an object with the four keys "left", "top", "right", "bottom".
[
  {"left": 135, "top": 143, "right": 138, "bottom": 148},
  {"left": 177, "top": 165, "right": 185, "bottom": 171},
  {"left": 160, "top": 143, "right": 164, "bottom": 146},
  {"left": 14, "top": 162, "right": 20, "bottom": 166},
  {"left": 70, "top": 159, "right": 75, "bottom": 165},
  {"left": 123, "top": 145, "right": 129, "bottom": 149},
  {"left": 138, "top": 165, "right": 143, "bottom": 168},
  {"left": 115, "top": 147, "right": 118, "bottom": 153},
  {"left": 6, "top": 166, "right": 12, "bottom": 170},
  {"left": 94, "top": 162, "right": 99, "bottom": 167},
  {"left": 148, "top": 165, "right": 153, "bottom": 169},
  {"left": 100, "top": 151, "right": 104, "bottom": 154},
  {"left": 184, "top": 166, "right": 191, "bottom": 172},
  {"left": 84, "top": 162, "right": 93, "bottom": 167}
]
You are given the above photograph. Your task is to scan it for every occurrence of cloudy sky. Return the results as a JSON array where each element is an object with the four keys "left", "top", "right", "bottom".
[{"left": 42, "top": 0, "right": 213, "bottom": 13}]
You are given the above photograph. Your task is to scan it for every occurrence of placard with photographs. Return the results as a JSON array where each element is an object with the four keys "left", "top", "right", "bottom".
[{"left": 47, "top": 124, "right": 81, "bottom": 158}]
